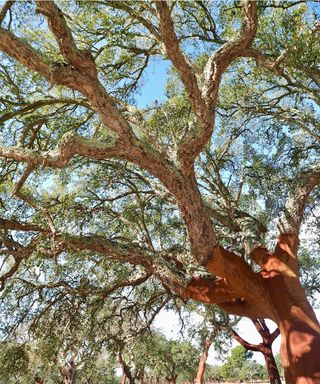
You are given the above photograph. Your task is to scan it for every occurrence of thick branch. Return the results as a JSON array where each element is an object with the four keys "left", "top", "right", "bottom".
[
  {"left": 155, "top": 1, "right": 212, "bottom": 173},
  {"left": 0, "top": 133, "right": 121, "bottom": 168},
  {"left": 54, "top": 234, "right": 152, "bottom": 267},
  {"left": 185, "top": 276, "right": 239, "bottom": 304},
  {"left": 230, "top": 329, "right": 261, "bottom": 352},
  {"left": 206, "top": 246, "right": 275, "bottom": 319},
  {"left": 0, "top": 218, "right": 43, "bottom": 232},
  {"left": 155, "top": 1, "right": 204, "bottom": 116},
  {"left": 279, "top": 163, "right": 320, "bottom": 235},
  {"left": 219, "top": 298, "right": 274, "bottom": 320},
  {"left": 203, "top": 0, "right": 258, "bottom": 106},
  {"left": 0, "top": 27, "right": 50, "bottom": 77},
  {"left": 0, "top": 2, "right": 215, "bottom": 268},
  {"left": 36, "top": 1, "right": 96, "bottom": 77},
  {"left": 168, "top": 0, "right": 258, "bottom": 172}
]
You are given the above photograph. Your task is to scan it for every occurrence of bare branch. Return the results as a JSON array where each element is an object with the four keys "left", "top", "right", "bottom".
[
  {"left": 0, "top": 1, "right": 13, "bottom": 26},
  {"left": 229, "top": 328, "right": 261, "bottom": 352},
  {"left": 97, "top": 273, "right": 152, "bottom": 301},
  {"left": 105, "top": 1, "right": 161, "bottom": 41},
  {"left": 0, "top": 235, "right": 43, "bottom": 290},
  {"left": 242, "top": 48, "right": 285, "bottom": 75},
  {"left": 243, "top": 47, "right": 320, "bottom": 92},
  {"left": 0, "top": 98, "right": 90, "bottom": 125},
  {"left": 55, "top": 234, "right": 189, "bottom": 294}
]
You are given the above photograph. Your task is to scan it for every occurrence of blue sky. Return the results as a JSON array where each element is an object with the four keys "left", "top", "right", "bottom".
[{"left": 135, "top": 57, "right": 170, "bottom": 108}]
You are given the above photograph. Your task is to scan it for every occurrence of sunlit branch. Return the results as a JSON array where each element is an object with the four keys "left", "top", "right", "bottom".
[
  {"left": 0, "top": 134, "right": 121, "bottom": 168},
  {"left": 203, "top": 0, "right": 258, "bottom": 106},
  {"left": 279, "top": 163, "right": 320, "bottom": 235},
  {"left": 0, "top": 27, "right": 50, "bottom": 77},
  {"left": 36, "top": 1, "right": 97, "bottom": 78}
]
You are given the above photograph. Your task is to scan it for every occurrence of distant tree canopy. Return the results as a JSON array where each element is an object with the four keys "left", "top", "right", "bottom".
[
  {"left": 0, "top": 331, "right": 199, "bottom": 384},
  {"left": 0, "top": 1, "right": 319, "bottom": 383},
  {"left": 204, "top": 345, "right": 267, "bottom": 383}
]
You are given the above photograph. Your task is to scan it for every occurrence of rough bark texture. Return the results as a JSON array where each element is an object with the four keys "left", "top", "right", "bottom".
[{"left": 263, "top": 349, "right": 282, "bottom": 384}]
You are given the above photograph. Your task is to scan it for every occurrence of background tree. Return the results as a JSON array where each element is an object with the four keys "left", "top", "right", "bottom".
[
  {"left": 147, "top": 335, "right": 198, "bottom": 384},
  {"left": 220, "top": 345, "right": 267, "bottom": 382},
  {"left": 230, "top": 319, "right": 281, "bottom": 384}
]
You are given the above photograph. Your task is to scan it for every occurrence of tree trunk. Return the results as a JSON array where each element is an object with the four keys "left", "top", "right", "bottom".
[
  {"left": 270, "top": 277, "right": 320, "bottom": 384},
  {"left": 63, "top": 371, "right": 77, "bottom": 384},
  {"left": 60, "top": 362, "right": 77, "bottom": 384},
  {"left": 248, "top": 235, "right": 320, "bottom": 384},
  {"left": 121, "top": 374, "right": 127, "bottom": 384},
  {"left": 188, "top": 234, "right": 320, "bottom": 383},
  {"left": 138, "top": 370, "right": 145, "bottom": 384},
  {"left": 195, "top": 337, "right": 212, "bottom": 384},
  {"left": 119, "top": 349, "right": 135, "bottom": 384},
  {"left": 263, "top": 348, "right": 282, "bottom": 384}
]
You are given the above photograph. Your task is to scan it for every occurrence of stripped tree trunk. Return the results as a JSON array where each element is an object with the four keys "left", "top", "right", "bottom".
[
  {"left": 60, "top": 362, "right": 77, "bottom": 384},
  {"left": 231, "top": 319, "right": 281, "bottom": 384},
  {"left": 121, "top": 374, "right": 127, "bottom": 384},
  {"left": 195, "top": 337, "right": 212, "bottom": 384},
  {"left": 187, "top": 234, "right": 320, "bottom": 384},
  {"left": 166, "top": 377, "right": 177, "bottom": 384}
]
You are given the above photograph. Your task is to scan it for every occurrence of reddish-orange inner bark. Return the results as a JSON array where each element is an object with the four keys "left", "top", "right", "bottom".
[{"left": 186, "top": 234, "right": 320, "bottom": 384}]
